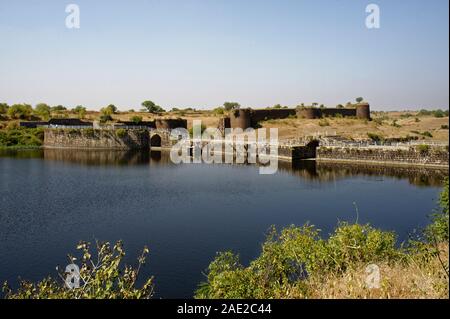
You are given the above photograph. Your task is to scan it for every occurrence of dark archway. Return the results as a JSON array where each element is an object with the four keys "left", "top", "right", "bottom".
[{"left": 150, "top": 134, "right": 162, "bottom": 148}]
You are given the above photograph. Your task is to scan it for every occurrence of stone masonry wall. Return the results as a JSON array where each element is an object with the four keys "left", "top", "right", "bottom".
[
  {"left": 317, "top": 145, "right": 449, "bottom": 167},
  {"left": 44, "top": 128, "right": 150, "bottom": 150}
]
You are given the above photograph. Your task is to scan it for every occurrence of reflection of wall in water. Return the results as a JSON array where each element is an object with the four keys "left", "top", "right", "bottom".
[
  {"left": 43, "top": 149, "right": 150, "bottom": 166},
  {"left": 279, "top": 160, "right": 447, "bottom": 187}
]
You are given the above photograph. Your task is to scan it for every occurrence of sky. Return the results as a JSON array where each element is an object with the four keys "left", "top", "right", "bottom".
[{"left": 0, "top": 0, "right": 448, "bottom": 111}]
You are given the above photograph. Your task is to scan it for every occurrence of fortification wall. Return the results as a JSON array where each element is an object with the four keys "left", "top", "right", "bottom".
[
  {"left": 155, "top": 119, "right": 187, "bottom": 130},
  {"left": 321, "top": 108, "right": 356, "bottom": 117},
  {"left": 44, "top": 128, "right": 150, "bottom": 150},
  {"left": 250, "top": 109, "right": 296, "bottom": 125},
  {"left": 317, "top": 145, "right": 449, "bottom": 167}
]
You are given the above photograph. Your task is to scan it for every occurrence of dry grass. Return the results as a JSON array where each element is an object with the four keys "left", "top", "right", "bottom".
[{"left": 303, "top": 243, "right": 449, "bottom": 299}]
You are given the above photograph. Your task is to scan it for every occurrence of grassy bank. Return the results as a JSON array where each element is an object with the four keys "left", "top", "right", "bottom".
[{"left": 3, "top": 180, "right": 449, "bottom": 299}]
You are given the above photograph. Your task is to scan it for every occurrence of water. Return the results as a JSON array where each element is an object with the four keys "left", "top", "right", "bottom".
[{"left": 0, "top": 149, "right": 446, "bottom": 298}]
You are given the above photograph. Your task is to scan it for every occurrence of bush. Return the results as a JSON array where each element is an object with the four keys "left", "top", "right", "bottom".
[
  {"left": 367, "top": 132, "right": 384, "bottom": 143},
  {"left": 3, "top": 241, "right": 154, "bottom": 299},
  {"left": 116, "top": 128, "right": 127, "bottom": 138},
  {"left": 425, "top": 178, "right": 449, "bottom": 242},
  {"left": 195, "top": 222, "right": 401, "bottom": 299},
  {"left": 130, "top": 116, "right": 143, "bottom": 124},
  {"left": 416, "top": 144, "right": 430, "bottom": 154},
  {"left": 318, "top": 119, "right": 330, "bottom": 127},
  {"left": 0, "top": 127, "right": 44, "bottom": 148},
  {"left": 440, "top": 125, "right": 449, "bottom": 130},
  {"left": 99, "top": 114, "right": 113, "bottom": 123}
]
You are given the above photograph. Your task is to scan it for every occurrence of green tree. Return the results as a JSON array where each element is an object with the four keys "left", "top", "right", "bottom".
[
  {"left": 73, "top": 105, "right": 87, "bottom": 119},
  {"left": 142, "top": 101, "right": 165, "bottom": 114},
  {"left": 51, "top": 105, "right": 67, "bottom": 112},
  {"left": 7, "top": 104, "right": 33, "bottom": 119},
  {"left": 0, "top": 103, "right": 9, "bottom": 114},
  {"left": 356, "top": 97, "right": 364, "bottom": 103},
  {"left": 35, "top": 103, "right": 51, "bottom": 120},
  {"left": 223, "top": 102, "right": 240, "bottom": 111},
  {"left": 336, "top": 104, "right": 344, "bottom": 108}
]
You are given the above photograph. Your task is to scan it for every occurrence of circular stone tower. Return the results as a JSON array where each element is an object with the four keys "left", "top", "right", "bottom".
[
  {"left": 229, "top": 108, "right": 252, "bottom": 130},
  {"left": 297, "top": 108, "right": 320, "bottom": 119},
  {"left": 356, "top": 103, "right": 371, "bottom": 120}
]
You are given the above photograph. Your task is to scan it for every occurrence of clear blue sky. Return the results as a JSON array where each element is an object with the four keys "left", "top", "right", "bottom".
[{"left": 0, "top": 0, "right": 448, "bottom": 111}]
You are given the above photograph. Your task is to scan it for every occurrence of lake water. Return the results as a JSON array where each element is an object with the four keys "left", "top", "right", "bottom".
[{"left": 0, "top": 149, "right": 446, "bottom": 298}]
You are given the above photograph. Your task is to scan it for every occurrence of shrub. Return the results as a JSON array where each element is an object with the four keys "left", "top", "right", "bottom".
[
  {"left": 130, "top": 116, "right": 143, "bottom": 124},
  {"left": 367, "top": 132, "right": 384, "bottom": 143},
  {"left": 422, "top": 131, "right": 433, "bottom": 138},
  {"left": 0, "top": 127, "right": 44, "bottom": 148},
  {"left": 84, "top": 128, "right": 95, "bottom": 137},
  {"left": 416, "top": 144, "right": 430, "bottom": 154},
  {"left": 3, "top": 241, "right": 154, "bottom": 299},
  {"left": 425, "top": 178, "right": 449, "bottom": 243},
  {"left": 318, "top": 119, "right": 330, "bottom": 127},
  {"left": 440, "top": 125, "right": 449, "bottom": 130},
  {"left": 116, "top": 128, "right": 127, "bottom": 138},
  {"left": 196, "top": 222, "right": 401, "bottom": 299},
  {"left": 99, "top": 114, "right": 113, "bottom": 123},
  {"left": 433, "top": 109, "right": 445, "bottom": 118},
  {"left": 213, "top": 107, "right": 225, "bottom": 115}
]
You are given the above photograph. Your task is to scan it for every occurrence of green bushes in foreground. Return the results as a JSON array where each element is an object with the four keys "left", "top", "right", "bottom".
[
  {"left": 0, "top": 127, "right": 44, "bottom": 148},
  {"left": 3, "top": 241, "right": 153, "bottom": 299}
]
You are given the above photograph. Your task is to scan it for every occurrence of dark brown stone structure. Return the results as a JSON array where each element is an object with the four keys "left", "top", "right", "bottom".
[{"left": 223, "top": 103, "right": 371, "bottom": 130}]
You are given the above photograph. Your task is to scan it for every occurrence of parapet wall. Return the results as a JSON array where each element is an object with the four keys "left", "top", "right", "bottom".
[
  {"left": 44, "top": 129, "right": 150, "bottom": 150},
  {"left": 317, "top": 145, "right": 449, "bottom": 167},
  {"left": 250, "top": 109, "right": 296, "bottom": 125}
]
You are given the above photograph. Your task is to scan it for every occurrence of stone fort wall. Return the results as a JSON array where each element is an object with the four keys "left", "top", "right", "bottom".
[
  {"left": 44, "top": 128, "right": 150, "bottom": 150},
  {"left": 317, "top": 145, "right": 449, "bottom": 167},
  {"left": 227, "top": 103, "right": 371, "bottom": 129}
]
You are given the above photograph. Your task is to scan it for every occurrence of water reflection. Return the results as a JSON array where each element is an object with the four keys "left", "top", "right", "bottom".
[{"left": 0, "top": 149, "right": 447, "bottom": 187}]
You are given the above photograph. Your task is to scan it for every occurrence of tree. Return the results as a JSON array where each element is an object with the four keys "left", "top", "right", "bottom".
[
  {"left": 223, "top": 102, "right": 240, "bottom": 111},
  {"left": 273, "top": 104, "right": 282, "bottom": 109},
  {"left": 35, "top": 103, "right": 51, "bottom": 120},
  {"left": 100, "top": 104, "right": 117, "bottom": 116},
  {"left": 213, "top": 107, "right": 224, "bottom": 115},
  {"left": 336, "top": 104, "right": 344, "bottom": 108},
  {"left": 7, "top": 104, "right": 33, "bottom": 119},
  {"left": 0, "top": 103, "right": 9, "bottom": 114},
  {"left": 51, "top": 105, "right": 67, "bottom": 112},
  {"left": 73, "top": 105, "right": 87, "bottom": 119},
  {"left": 142, "top": 101, "right": 165, "bottom": 114},
  {"left": 356, "top": 97, "right": 364, "bottom": 103}
]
